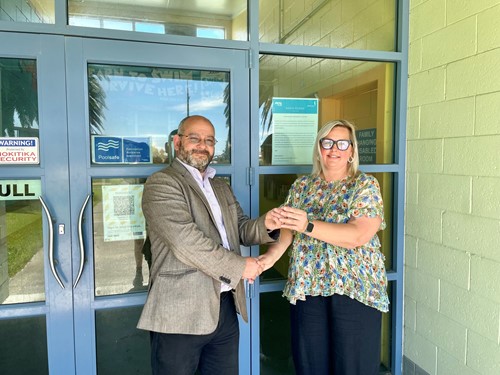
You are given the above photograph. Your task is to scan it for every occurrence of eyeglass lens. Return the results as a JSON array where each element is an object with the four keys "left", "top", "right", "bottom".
[
  {"left": 320, "top": 138, "right": 351, "bottom": 151},
  {"left": 179, "top": 134, "right": 217, "bottom": 147}
]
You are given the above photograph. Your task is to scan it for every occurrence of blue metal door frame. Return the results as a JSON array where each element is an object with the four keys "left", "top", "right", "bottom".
[
  {"left": 246, "top": 1, "right": 408, "bottom": 374},
  {"left": 64, "top": 38, "right": 251, "bottom": 375},
  {"left": 0, "top": 33, "right": 252, "bottom": 374},
  {"left": 0, "top": 32, "right": 76, "bottom": 374}
]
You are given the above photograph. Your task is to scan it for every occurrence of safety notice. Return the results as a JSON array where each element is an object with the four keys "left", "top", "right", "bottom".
[{"left": 0, "top": 137, "right": 39, "bottom": 164}]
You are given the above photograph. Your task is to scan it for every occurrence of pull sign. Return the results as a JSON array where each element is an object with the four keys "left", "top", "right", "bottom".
[{"left": 0, "top": 180, "right": 41, "bottom": 201}]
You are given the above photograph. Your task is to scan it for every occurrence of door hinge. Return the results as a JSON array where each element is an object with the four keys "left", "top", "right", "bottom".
[
  {"left": 248, "top": 49, "right": 254, "bottom": 69},
  {"left": 246, "top": 167, "right": 255, "bottom": 186},
  {"left": 246, "top": 282, "right": 255, "bottom": 299}
]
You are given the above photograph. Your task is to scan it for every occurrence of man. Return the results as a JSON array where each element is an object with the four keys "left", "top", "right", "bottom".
[{"left": 137, "top": 115, "right": 282, "bottom": 375}]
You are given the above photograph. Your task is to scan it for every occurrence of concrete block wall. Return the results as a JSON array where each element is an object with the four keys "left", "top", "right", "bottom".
[
  {"left": 259, "top": 0, "right": 396, "bottom": 98},
  {"left": 406, "top": 0, "right": 500, "bottom": 374}
]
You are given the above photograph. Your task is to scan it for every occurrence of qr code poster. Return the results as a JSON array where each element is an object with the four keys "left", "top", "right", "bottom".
[{"left": 102, "top": 184, "right": 146, "bottom": 242}]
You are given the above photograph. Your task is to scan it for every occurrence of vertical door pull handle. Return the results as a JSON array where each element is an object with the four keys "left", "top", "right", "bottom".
[
  {"left": 74, "top": 194, "right": 91, "bottom": 288},
  {"left": 39, "top": 196, "right": 65, "bottom": 289}
]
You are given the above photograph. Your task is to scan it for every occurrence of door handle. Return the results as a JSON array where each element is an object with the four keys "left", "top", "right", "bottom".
[
  {"left": 39, "top": 196, "right": 65, "bottom": 289},
  {"left": 74, "top": 194, "right": 91, "bottom": 288}
]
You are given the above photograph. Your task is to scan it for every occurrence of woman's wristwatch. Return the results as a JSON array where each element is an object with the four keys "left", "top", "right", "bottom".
[{"left": 304, "top": 221, "right": 315, "bottom": 233}]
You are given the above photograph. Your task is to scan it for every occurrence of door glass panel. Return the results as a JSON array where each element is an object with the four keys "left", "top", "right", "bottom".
[
  {"left": 95, "top": 306, "right": 149, "bottom": 375},
  {"left": 259, "top": 0, "right": 396, "bottom": 51},
  {"left": 259, "top": 55, "right": 395, "bottom": 166},
  {"left": 259, "top": 174, "right": 296, "bottom": 281},
  {"left": 1, "top": 181, "right": 44, "bottom": 305},
  {"left": 68, "top": 0, "right": 247, "bottom": 41},
  {"left": 87, "top": 64, "right": 231, "bottom": 165},
  {"left": 0, "top": 315, "right": 49, "bottom": 374},
  {"left": 260, "top": 291, "right": 295, "bottom": 374},
  {"left": 381, "top": 282, "right": 393, "bottom": 373},
  {"left": 372, "top": 172, "right": 393, "bottom": 271},
  {"left": 92, "top": 178, "right": 149, "bottom": 296},
  {"left": 0, "top": 0, "right": 54, "bottom": 23},
  {"left": 0, "top": 58, "right": 39, "bottom": 141}
]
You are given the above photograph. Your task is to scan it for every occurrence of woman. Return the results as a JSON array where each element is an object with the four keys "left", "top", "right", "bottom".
[{"left": 260, "top": 120, "right": 388, "bottom": 375}]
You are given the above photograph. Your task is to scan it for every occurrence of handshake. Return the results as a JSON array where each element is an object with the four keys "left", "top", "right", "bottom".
[
  {"left": 241, "top": 253, "right": 276, "bottom": 283},
  {"left": 240, "top": 205, "right": 295, "bottom": 282}
]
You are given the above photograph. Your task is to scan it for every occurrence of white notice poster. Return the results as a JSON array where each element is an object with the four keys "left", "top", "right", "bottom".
[
  {"left": 271, "top": 98, "right": 319, "bottom": 165},
  {"left": 102, "top": 184, "right": 146, "bottom": 242}
]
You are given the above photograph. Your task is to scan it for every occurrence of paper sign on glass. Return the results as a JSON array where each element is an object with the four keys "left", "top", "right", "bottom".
[{"left": 271, "top": 98, "right": 318, "bottom": 165}]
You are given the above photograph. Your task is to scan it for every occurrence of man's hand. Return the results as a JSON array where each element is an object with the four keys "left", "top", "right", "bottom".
[
  {"left": 279, "top": 206, "right": 309, "bottom": 233},
  {"left": 264, "top": 207, "right": 285, "bottom": 231},
  {"left": 242, "top": 257, "right": 263, "bottom": 284}
]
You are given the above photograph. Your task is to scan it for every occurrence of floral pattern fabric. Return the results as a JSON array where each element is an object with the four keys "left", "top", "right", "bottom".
[{"left": 282, "top": 172, "right": 389, "bottom": 312}]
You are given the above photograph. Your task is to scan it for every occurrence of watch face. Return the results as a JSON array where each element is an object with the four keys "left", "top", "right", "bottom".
[{"left": 306, "top": 222, "right": 314, "bottom": 233}]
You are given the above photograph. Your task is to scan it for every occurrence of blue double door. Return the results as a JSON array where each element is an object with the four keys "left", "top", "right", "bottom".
[{"left": 0, "top": 32, "right": 261, "bottom": 374}]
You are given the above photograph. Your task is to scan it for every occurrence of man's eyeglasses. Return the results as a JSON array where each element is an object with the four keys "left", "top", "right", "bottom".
[
  {"left": 178, "top": 134, "right": 218, "bottom": 147},
  {"left": 319, "top": 138, "right": 352, "bottom": 151}
]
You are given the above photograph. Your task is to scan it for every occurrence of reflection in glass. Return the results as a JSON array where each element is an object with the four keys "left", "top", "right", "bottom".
[
  {"left": 259, "top": 56, "right": 395, "bottom": 165},
  {"left": 88, "top": 64, "right": 231, "bottom": 165},
  {"left": 260, "top": 292, "right": 295, "bottom": 374},
  {"left": 0, "top": 0, "right": 54, "bottom": 23},
  {"left": 92, "top": 178, "right": 149, "bottom": 296},
  {"left": 0, "top": 315, "right": 49, "bottom": 374},
  {"left": 96, "top": 307, "right": 150, "bottom": 375},
  {"left": 0, "top": 58, "right": 39, "bottom": 139},
  {"left": 0, "top": 197, "right": 45, "bottom": 305},
  {"left": 259, "top": 0, "right": 396, "bottom": 51},
  {"left": 68, "top": 0, "right": 247, "bottom": 40}
]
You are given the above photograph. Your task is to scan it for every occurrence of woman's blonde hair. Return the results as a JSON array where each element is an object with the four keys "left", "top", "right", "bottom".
[{"left": 311, "top": 119, "right": 360, "bottom": 178}]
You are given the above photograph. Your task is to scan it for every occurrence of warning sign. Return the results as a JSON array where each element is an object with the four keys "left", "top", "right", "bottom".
[{"left": 0, "top": 137, "right": 39, "bottom": 164}]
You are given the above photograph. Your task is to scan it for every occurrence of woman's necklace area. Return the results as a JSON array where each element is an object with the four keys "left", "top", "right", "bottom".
[{"left": 319, "top": 172, "right": 349, "bottom": 183}]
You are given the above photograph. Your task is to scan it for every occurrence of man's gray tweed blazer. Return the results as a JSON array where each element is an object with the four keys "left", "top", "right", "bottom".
[{"left": 137, "top": 159, "right": 276, "bottom": 335}]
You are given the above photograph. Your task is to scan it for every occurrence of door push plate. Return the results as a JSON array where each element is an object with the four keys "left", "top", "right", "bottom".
[{"left": 58, "top": 224, "right": 65, "bottom": 235}]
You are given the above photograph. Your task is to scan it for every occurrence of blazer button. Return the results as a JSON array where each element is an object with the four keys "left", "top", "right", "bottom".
[{"left": 219, "top": 276, "right": 231, "bottom": 284}]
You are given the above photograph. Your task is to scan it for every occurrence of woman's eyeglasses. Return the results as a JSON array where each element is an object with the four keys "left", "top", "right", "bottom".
[{"left": 319, "top": 138, "right": 352, "bottom": 151}]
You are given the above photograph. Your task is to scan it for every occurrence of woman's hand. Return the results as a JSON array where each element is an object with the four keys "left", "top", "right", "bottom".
[
  {"left": 256, "top": 252, "right": 277, "bottom": 272},
  {"left": 257, "top": 228, "right": 294, "bottom": 274},
  {"left": 280, "top": 206, "right": 309, "bottom": 233}
]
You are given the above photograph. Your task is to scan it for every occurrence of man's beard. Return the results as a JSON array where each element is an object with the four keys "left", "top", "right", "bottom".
[{"left": 177, "top": 147, "right": 213, "bottom": 172}]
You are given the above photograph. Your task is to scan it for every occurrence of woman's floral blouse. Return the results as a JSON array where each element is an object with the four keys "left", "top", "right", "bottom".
[{"left": 282, "top": 172, "right": 389, "bottom": 312}]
